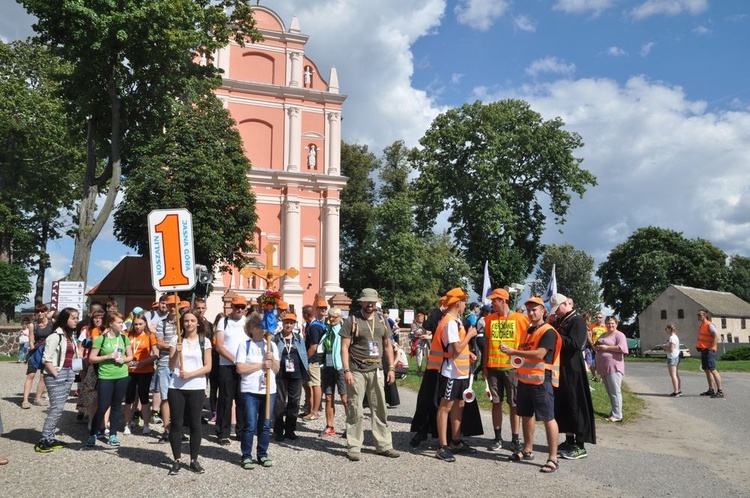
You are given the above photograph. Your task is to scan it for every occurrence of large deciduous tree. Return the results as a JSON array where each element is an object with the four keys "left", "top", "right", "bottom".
[
  {"left": 727, "top": 255, "right": 750, "bottom": 304},
  {"left": 413, "top": 100, "right": 596, "bottom": 293},
  {"left": 113, "top": 96, "right": 256, "bottom": 271},
  {"left": 597, "top": 226, "right": 729, "bottom": 322},
  {"left": 0, "top": 40, "right": 82, "bottom": 310},
  {"left": 0, "top": 261, "right": 32, "bottom": 323},
  {"left": 20, "top": 0, "right": 261, "bottom": 284},
  {"left": 532, "top": 244, "right": 600, "bottom": 317}
]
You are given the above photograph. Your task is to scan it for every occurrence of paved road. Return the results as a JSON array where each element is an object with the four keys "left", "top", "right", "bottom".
[{"left": 0, "top": 361, "right": 747, "bottom": 497}]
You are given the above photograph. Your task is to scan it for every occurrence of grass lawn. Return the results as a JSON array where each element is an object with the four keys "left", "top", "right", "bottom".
[
  {"left": 626, "top": 356, "right": 750, "bottom": 372},
  {"left": 398, "top": 354, "right": 644, "bottom": 422}
]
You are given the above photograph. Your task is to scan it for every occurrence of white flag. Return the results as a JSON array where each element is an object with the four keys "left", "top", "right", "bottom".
[
  {"left": 481, "top": 260, "right": 492, "bottom": 306},
  {"left": 543, "top": 264, "right": 557, "bottom": 302}
]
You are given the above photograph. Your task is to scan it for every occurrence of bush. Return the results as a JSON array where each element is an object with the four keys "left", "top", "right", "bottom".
[{"left": 721, "top": 346, "right": 750, "bottom": 361}]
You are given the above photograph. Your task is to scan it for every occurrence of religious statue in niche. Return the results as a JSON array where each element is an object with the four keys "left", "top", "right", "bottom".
[
  {"left": 304, "top": 65, "right": 313, "bottom": 88},
  {"left": 307, "top": 144, "right": 317, "bottom": 169}
]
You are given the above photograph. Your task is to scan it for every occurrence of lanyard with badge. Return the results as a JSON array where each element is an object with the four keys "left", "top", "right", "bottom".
[
  {"left": 366, "top": 318, "right": 380, "bottom": 357},
  {"left": 283, "top": 338, "right": 295, "bottom": 373}
]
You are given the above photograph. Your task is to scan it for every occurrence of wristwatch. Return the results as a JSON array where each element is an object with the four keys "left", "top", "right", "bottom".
[{"left": 343, "top": 369, "right": 351, "bottom": 373}]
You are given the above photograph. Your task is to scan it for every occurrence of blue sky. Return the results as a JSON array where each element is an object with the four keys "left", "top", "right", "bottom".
[{"left": 2, "top": 0, "right": 750, "bottom": 306}]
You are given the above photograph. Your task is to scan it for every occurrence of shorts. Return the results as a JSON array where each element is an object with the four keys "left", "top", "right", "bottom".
[
  {"left": 516, "top": 381, "right": 555, "bottom": 422},
  {"left": 666, "top": 356, "right": 680, "bottom": 367},
  {"left": 321, "top": 367, "right": 347, "bottom": 396},
  {"left": 700, "top": 349, "right": 716, "bottom": 371},
  {"left": 486, "top": 368, "right": 517, "bottom": 406},
  {"left": 152, "top": 364, "right": 171, "bottom": 400},
  {"left": 126, "top": 371, "right": 154, "bottom": 405},
  {"left": 437, "top": 375, "right": 470, "bottom": 401},
  {"left": 307, "top": 362, "right": 321, "bottom": 387},
  {"left": 26, "top": 361, "right": 41, "bottom": 375}
]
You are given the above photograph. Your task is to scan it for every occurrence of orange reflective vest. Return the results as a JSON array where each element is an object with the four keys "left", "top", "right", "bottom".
[
  {"left": 696, "top": 321, "right": 717, "bottom": 351},
  {"left": 426, "top": 313, "right": 471, "bottom": 376},
  {"left": 485, "top": 312, "right": 529, "bottom": 369},
  {"left": 590, "top": 325, "right": 606, "bottom": 344},
  {"left": 517, "top": 323, "right": 562, "bottom": 387}
]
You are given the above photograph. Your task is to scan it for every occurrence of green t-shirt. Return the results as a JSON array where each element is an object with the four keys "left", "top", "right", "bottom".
[
  {"left": 338, "top": 311, "right": 389, "bottom": 372},
  {"left": 93, "top": 333, "right": 131, "bottom": 380}
]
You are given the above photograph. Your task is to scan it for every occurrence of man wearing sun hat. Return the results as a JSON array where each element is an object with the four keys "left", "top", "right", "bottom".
[
  {"left": 483, "top": 287, "right": 529, "bottom": 453},
  {"left": 339, "top": 288, "right": 400, "bottom": 461},
  {"left": 215, "top": 294, "right": 249, "bottom": 445},
  {"left": 433, "top": 288, "right": 478, "bottom": 462}
]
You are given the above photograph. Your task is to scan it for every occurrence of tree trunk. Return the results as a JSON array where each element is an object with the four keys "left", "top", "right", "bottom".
[
  {"left": 34, "top": 221, "right": 49, "bottom": 304},
  {"left": 68, "top": 65, "right": 122, "bottom": 284}
]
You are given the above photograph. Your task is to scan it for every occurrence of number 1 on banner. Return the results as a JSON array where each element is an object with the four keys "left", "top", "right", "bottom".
[{"left": 155, "top": 214, "right": 189, "bottom": 287}]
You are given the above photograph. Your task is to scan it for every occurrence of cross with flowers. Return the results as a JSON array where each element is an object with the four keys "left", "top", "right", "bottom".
[{"left": 240, "top": 244, "right": 299, "bottom": 290}]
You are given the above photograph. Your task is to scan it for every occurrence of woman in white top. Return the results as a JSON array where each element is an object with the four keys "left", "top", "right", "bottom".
[
  {"left": 236, "top": 312, "right": 279, "bottom": 470},
  {"left": 167, "top": 310, "right": 212, "bottom": 475},
  {"left": 665, "top": 323, "right": 682, "bottom": 397}
]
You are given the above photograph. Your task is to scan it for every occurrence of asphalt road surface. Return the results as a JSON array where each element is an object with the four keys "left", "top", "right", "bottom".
[{"left": 0, "top": 361, "right": 747, "bottom": 497}]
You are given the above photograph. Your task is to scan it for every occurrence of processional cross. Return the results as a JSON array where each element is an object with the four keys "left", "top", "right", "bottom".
[{"left": 240, "top": 244, "right": 299, "bottom": 290}]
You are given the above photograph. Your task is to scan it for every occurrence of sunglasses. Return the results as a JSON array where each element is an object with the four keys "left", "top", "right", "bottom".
[{"left": 233, "top": 305, "right": 246, "bottom": 310}]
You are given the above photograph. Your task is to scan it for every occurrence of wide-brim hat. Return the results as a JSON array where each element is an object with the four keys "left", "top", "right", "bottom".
[
  {"left": 357, "top": 288, "right": 379, "bottom": 302},
  {"left": 549, "top": 293, "right": 568, "bottom": 314}
]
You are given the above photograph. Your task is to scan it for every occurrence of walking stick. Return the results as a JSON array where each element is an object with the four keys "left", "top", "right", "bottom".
[
  {"left": 175, "top": 292, "right": 183, "bottom": 369},
  {"left": 265, "top": 332, "right": 272, "bottom": 420}
]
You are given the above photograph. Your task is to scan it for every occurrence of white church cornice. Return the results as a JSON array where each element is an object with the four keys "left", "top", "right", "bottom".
[
  {"left": 247, "top": 168, "right": 348, "bottom": 191},
  {"left": 221, "top": 78, "right": 346, "bottom": 105}
]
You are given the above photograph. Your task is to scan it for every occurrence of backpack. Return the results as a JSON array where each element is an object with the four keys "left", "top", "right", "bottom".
[{"left": 27, "top": 343, "right": 46, "bottom": 370}]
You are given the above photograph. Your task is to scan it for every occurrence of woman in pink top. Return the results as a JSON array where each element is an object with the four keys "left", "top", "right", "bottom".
[{"left": 594, "top": 316, "right": 628, "bottom": 422}]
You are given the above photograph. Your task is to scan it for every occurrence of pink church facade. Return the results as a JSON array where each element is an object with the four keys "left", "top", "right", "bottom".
[{"left": 205, "top": 6, "right": 347, "bottom": 315}]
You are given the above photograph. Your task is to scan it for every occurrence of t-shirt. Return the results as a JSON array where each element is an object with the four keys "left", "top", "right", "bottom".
[
  {"left": 156, "top": 318, "right": 177, "bottom": 367},
  {"left": 148, "top": 310, "right": 168, "bottom": 326},
  {"left": 168, "top": 335, "right": 210, "bottom": 390},
  {"left": 305, "top": 320, "right": 326, "bottom": 364},
  {"left": 667, "top": 334, "right": 680, "bottom": 360},
  {"left": 19, "top": 327, "right": 30, "bottom": 344},
  {"left": 521, "top": 324, "right": 558, "bottom": 382},
  {"left": 128, "top": 331, "right": 157, "bottom": 374},
  {"left": 217, "top": 315, "right": 247, "bottom": 366},
  {"left": 93, "top": 333, "right": 131, "bottom": 380},
  {"left": 594, "top": 331, "right": 628, "bottom": 376},
  {"left": 339, "top": 311, "right": 389, "bottom": 372},
  {"left": 236, "top": 339, "right": 279, "bottom": 394},
  {"left": 441, "top": 319, "right": 469, "bottom": 380}
]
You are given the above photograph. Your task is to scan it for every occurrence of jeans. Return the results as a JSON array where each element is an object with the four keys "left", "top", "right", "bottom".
[
  {"left": 240, "top": 392, "right": 275, "bottom": 460},
  {"left": 92, "top": 376, "right": 128, "bottom": 436},
  {"left": 18, "top": 342, "right": 29, "bottom": 362}
]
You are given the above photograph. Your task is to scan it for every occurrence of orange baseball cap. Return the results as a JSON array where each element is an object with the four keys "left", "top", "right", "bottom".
[
  {"left": 282, "top": 313, "right": 298, "bottom": 322},
  {"left": 150, "top": 301, "right": 159, "bottom": 309},
  {"left": 231, "top": 295, "right": 248, "bottom": 306},
  {"left": 179, "top": 300, "right": 190, "bottom": 310},
  {"left": 524, "top": 296, "right": 545, "bottom": 308},
  {"left": 164, "top": 295, "right": 179, "bottom": 305},
  {"left": 487, "top": 288, "right": 510, "bottom": 301},
  {"left": 315, "top": 300, "right": 328, "bottom": 308}
]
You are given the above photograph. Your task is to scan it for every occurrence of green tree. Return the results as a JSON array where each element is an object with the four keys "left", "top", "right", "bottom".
[
  {"left": 339, "top": 142, "right": 379, "bottom": 298},
  {"left": 0, "top": 261, "right": 32, "bottom": 324},
  {"left": 597, "top": 226, "right": 729, "bottom": 322},
  {"left": 531, "top": 244, "right": 600, "bottom": 317},
  {"left": 113, "top": 96, "right": 256, "bottom": 272},
  {"left": 20, "top": 0, "right": 262, "bottom": 284},
  {"left": 0, "top": 40, "right": 82, "bottom": 305},
  {"left": 413, "top": 100, "right": 596, "bottom": 293},
  {"left": 726, "top": 255, "right": 750, "bottom": 304}
]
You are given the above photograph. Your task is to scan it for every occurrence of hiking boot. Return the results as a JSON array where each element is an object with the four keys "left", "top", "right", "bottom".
[
  {"left": 699, "top": 389, "right": 715, "bottom": 397},
  {"left": 435, "top": 446, "right": 456, "bottom": 462},
  {"left": 34, "top": 440, "right": 55, "bottom": 453},
  {"left": 376, "top": 449, "right": 400, "bottom": 458},
  {"left": 711, "top": 390, "right": 725, "bottom": 398},
  {"left": 560, "top": 445, "right": 587, "bottom": 460},
  {"left": 487, "top": 438, "right": 503, "bottom": 451},
  {"left": 346, "top": 451, "right": 361, "bottom": 461},
  {"left": 319, "top": 426, "right": 336, "bottom": 437}
]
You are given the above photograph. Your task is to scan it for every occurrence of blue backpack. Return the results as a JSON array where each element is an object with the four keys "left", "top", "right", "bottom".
[{"left": 27, "top": 343, "right": 45, "bottom": 370}]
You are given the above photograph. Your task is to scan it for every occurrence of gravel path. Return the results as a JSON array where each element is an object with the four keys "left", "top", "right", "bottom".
[{"left": 0, "top": 361, "right": 747, "bottom": 497}]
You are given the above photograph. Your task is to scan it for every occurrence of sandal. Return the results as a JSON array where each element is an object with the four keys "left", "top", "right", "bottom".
[
  {"left": 540, "top": 459, "right": 559, "bottom": 473},
  {"left": 241, "top": 457, "right": 255, "bottom": 470},
  {"left": 258, "top": 456, "right": 273, "bottom": 467},
  {"left": 508, "top": 449, "right": 534, "bottom": 461}
]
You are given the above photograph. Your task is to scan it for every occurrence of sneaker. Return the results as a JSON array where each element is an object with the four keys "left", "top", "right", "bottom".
[
  {"left": 560, "top": 445, "right": 587, "bottom": 460},
  {"left": 319, "top": 426, "right": 336, "bottom": 437},
  {"left": 159, "top": 432, "right": 170, "bottom": 443},
  {"left": 376, "top": 449, "right": 400, "bottom": 458},
  {"left": 435, "top": 446, "right": 456, "bottom": 462},
  {"left": 219, "top": 438, "right": 232, "bottom": 446},
  {"left": 168, "top": 461, "right": 180, "bottom": 476},
  {"left": 151, "top": 413, "right": 163, "bottom": 424},
  {"left": 285, "top": 432, "right": 299, "bottom": 441},
  {"left": 181, "top": 434, "right": 189, "bottom": 442},
  {"left": 509, "top": 439, "right": 524, "bottom": 453},
  {"left": 97, "top": 431, "right": 108, "bottom": 442},
  {"left": 669, "top": 392, "right": 679, "bottom": 397},
  {"left": 241, "top": 457, "right": 255, "bottom": 470},
  {"left": 34, "top": 440, "right": 55, "bottom": 453},
  {"left": 346, "top": 451, "right": 361, "bottom": 461},
  {"left": 449, "top": 440, "right": 477, "bottom": 454},
  {"left": 108, "top": 435, "right": 121, "bottom": 447},
  {"left": 49, "top": 439, "right": 67, "bottom": 449},
  {"left": 699, "top": 389, "right": 715, "bottom": 397},
  {"left": 189, "top": 461, "right": 205, "bottom": 474},
  {"left": 711, "top": 390, "right": 725, "bottom": 399},
  {"left": 142, "top": 426, "right": 151, "bottom": 435},
  {"left": 123, "top": 426, "right": 131, "bottom": 435},
  {"left": 87, "top": 435, "right": 97, "bottom": 447},
  {"left": 487, "top": 439, "right": 503, "bottom": 451},
  {"left": 557, "top": 441, "right": 574, "bottom": 453}
]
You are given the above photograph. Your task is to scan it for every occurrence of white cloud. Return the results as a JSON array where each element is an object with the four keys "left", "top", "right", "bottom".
[
  {"left": 525, "top": 57, "right": 577, "bottom": 78},
  {"left": 455, "top": 0, "right": 511, "bottom": 31},
  {"left": 472, "top": 75, "right": 750, "bottom": 259},
  {"left": 451, "top": 73, "right": 464, "bottom": 85},
  {"left": 631, "top": 0, "right": 709, "bottom": 20},
  {"left": 692, "top": 25, "right": 711, "bottom": 35},
  {"left": 607, "top": 46, "right": 628, "bottom": 56},
  {"left": 552, "top": 0, "right": 617, "bottom": 16},
  {"left": 95, "top": 258, "right": 124, "bottom": 272},
  {"left": 272, "top": 1, "right": 447, "bottom": 149},
  {"left": 640, "top": 41, "right": 656, "bottom": 56},
  {"left": 514, "top": 15, "right": 537, "bottom": 32}
]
